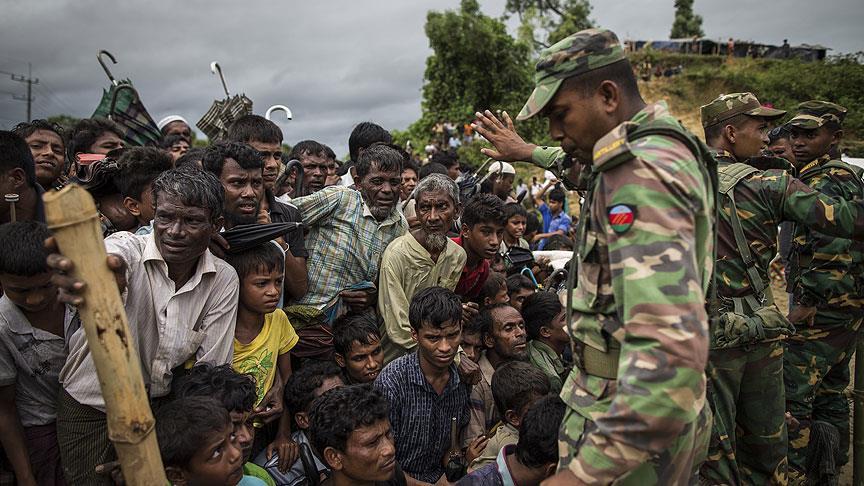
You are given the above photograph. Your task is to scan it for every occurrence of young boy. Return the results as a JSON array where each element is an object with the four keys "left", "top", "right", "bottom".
[
  {"left": 467, "top": 361, "right": 550, "bottom": 472},
  {"left": 478, "top": 272, "right": 509, "bottom": 308},
  {"left": 255, "top": 360, "right": 345, "bottom": 485},
  {"left": 0, "top": 221, "right": 76, "bottom": 486},
  {"left": 115, "top": 147, "right": 175, "bottom": 234},
  {"left": 333, "top": 313, "right": 385, "bottom": 384},
  {"left": 499, "top": 203, "right": 529, "bottom": 254},
  {"left": 453, "top": 194, "right": 506, "bottom": 301},
  {"left": 534, "top": 188, "right": 571, "bottom": 250},
  {"left": 460, "top": 317, "right": 484, "bottom": 364},
  {"left": 156, "top": 396, "right": 267, "bottom": 486},
  {"left": 505, "top": 274, "right": 535, "bottom": 313},
  {"left": 522, "top": 292, "right": 571, "bottom": 395}
]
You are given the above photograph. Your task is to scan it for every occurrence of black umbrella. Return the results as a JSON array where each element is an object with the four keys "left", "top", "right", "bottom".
[{"left": 222, "top": 222, "right": 303, "bottom": 254}]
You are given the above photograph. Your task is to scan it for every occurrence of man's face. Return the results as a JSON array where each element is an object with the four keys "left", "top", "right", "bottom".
[
  {"left": 546, "top": 309, "right": 571, "bottom": 349},
  {"left": 505, "top": 214, "right": 526, "bottom": 240},
  {"left": 228, "top": 410, "right": 256, "bottom": 463},
  {"left": 88, "top": 131, "right": 124, "bottom": 155},
  {"left": 460, "top": 331, "right": 482, "bottom": 363},
  {"left": 545, "top": 87, "right": 614, "bottom": 162},
  {"left": 462, "top": 222, "right": 504, "bottom": 261},
  {"left": 400, "top": 168, "right": 418, "bottom": 200},
  {"left": 509, "top": 288, "right": 534, "bottom": 313},
  {"left": 768, "top": 138, "right": 796, "bottom": 165},
  {"left": 26, "top": 129, "right": 65, "bottom": 187},
  {"left": 357, "top": 162, "right": 401, "bottom": 221},
  {"left": 332, "top": 419, "right": 397, "bottom": 483},
  {"left": 486, "top": 306, "right": 528, "bottom": 361},
  {"left": 168, "top": 140, "right": 190, "bottom": 162},
  {"left": 219, "top": 158, "right": 263, "bottom": 226},
  {"left": 239, "top": 267, "right": 284, "bottom": 315},
  {"left": 152, "top": 192, "right": 217, "bottom": 266},
  {"left": 411, "top": 319, "right": 461, "bottom": 372},
  {"left": 491, "top": 173, "right": 515, "bottom": 200},
  {"left": 548, "top": 198, "right": 563, "bottom": 214},
  {"left": 731, "top": 116, "right": 769, "bottom": 160},
  {"left": 183, "top": 421, "right": 243, "bottom": 486},
  {"left": 299, "top": 153, "right": 329, "bottom": 194},
  {"left": 791, "top": 126, "right": 838, "bottom": 166},
  {"left": 0, "top": 272, "right": 57, "bottom": 314},
  {"left": 446, "top": 162, "right": 461, "bottom": 181},
  {"left": 416, "top": 189, "right": 457, "bottom": 242},
  {"left": 248, "top": 140, "right": 282, "bottom": 191},
  {"left": 340, "top": 335, "right": 384, "bottom": 383},
  {"left": 165, "top": 121, "right": 192, "bottom": 143}
]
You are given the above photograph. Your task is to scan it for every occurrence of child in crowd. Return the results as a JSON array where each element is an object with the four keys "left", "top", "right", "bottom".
[
  {"left": 468, "top": 361, "right": 550, "bottom": 472},
  {"left": 156, "top": 396, "right": 267, "bottom": 486},
  {"left": 479, "top": 272, "right": 509, "bottom": 308},
  {"left": 453, "top": 194, "right": 506, "bottom": 300},
  {"left": 534, "top": 188, "right": 572, "bottom": 250},
  {"left": 332, "top": 313, "right": 384, "bottom": 384},
  {"left": 505, "top": 274, "right": 536, "bottom": 312},
  {"left": 256, "top": 360, "right": 345, "bottom": 485},
  {"left": 114, "top": 147, "right": 175, "bottom": 234},
  {"left": 226, "top": 244, "right": 299, "bottom": 461},
  {"left": 460, "top": 316, "right": 484, "bottom": 364},
  {"left": 500, "top": 203, "right": 529, "bottom": 254},
  {"left": 523, "top": 292, "right": 571, "bottom": 395},
  {"left": 0, "top": 222, "right": 76, "bottom": 486}
]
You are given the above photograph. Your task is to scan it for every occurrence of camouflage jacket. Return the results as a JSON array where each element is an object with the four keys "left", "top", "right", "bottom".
[
  {"left": 561, "top": 102, "right": 714, "bottom": 481},
  {"left": 788, "top": 155, "right": 864, "bottom": 317}
]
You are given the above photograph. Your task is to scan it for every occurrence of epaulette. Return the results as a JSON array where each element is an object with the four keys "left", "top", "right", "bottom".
[{"left": 592, "top": 121, "right": 636, "bottom": 173}]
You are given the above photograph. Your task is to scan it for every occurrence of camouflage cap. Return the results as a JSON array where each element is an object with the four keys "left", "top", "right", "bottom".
[
  {"left": 517, "top": 28, "right": 626, "bottom": 121},
  {"left": 700, "top": 92, "right": 786, "bottom": 128},
  {"left": 787, "top": 100, "right": 847, "bottom": 129}
]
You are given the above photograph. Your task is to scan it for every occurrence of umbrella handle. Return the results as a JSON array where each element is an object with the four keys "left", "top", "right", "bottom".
[
  {"left": 108, "top": 85, "right": 138, "bottom": 120},
  {"left": 210, "top": 62, "right": 230, "bottom": 97},
  {"left": 283, "top": 159, "right": 305, "bottom": 197},
  {"left": 266, "top": 105, "right": 293, "bottom": 121},
  {"left": 98, "top": 50, "right": 119, "bottom": 87}
]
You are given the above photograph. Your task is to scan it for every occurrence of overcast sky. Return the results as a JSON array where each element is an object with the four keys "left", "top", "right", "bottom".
[{"left": 1, "top": 0, "right": 861, "bottom": 156}]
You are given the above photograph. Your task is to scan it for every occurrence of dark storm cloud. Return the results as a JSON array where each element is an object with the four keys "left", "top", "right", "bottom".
[{"left": 1, "top": 0, "right": 861, "bottom": 155}]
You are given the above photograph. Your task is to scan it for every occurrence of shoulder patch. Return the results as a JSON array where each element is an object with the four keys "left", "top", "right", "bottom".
[{"left": 607, "top": 204, "right": 635, "bottom": 233}]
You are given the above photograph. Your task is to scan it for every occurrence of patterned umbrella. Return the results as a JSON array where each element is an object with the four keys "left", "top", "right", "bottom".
[
  {"left": 92, "top": 50, "right": 161, "bottom": 147},
  {"left": 196, "top": 62, "right": 253, "bottom": 142}
]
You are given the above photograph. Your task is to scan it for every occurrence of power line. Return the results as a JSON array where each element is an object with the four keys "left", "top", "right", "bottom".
[{"left": 3, "top": 63, "right": 38, "bottom": 121}]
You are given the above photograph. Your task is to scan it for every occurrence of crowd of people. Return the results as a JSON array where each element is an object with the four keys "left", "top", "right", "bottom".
[{"left": 0, "top": 26, "right": 861, "bottom": 486}]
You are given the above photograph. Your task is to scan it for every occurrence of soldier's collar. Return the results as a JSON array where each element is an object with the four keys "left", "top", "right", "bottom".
[
  {"left": 799, "top": 154, "right": 832, "bottom": 175},
  {"left": 709, "top": 149, "right": 737, "bottom": 162},
  {"left": 592, "top": 121, "right": 636, "bottom": 172}
]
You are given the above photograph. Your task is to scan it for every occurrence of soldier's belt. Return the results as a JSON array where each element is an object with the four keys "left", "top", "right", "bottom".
[{"left": 577, "top": 340, "right": 620, "bottom": 380}]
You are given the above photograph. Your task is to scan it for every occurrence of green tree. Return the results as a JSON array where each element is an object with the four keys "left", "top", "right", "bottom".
[
  {"left": 670, "top": 0, "right": 704, "bottom": 38},
  {"left": 505, "top": 0, "right": 594, "bottom": 51}
]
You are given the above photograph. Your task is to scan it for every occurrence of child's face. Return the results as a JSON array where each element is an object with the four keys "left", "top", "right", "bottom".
[
  {"left": 239, "top": 266, "right": 284, "bottom": 314},
  {"left": 462, "top": 222, "right": 504, "bottom": 261},
  {"left": 0, "top": 272, "right": 57, "bottom": 314},
  {"left": 229, "top": 410, "right": 255, "bottom": 463},
  {"left": 484, "top": 284, "right": 510, "bottom": 307},
  {"left": 460, "top": 330, "right": 482, "bottom": 363},
  {"left": 184, "top": 422, "right": 244, "bottom": 486},
  {"left": 548, "top": 199, "right": 563, "bottom": 213},
  {"left": 505, "top": 215, "right": 526, "bottom": 239},
  {"left": 340, "top": 336, "right": 384, "bottom": 383}
]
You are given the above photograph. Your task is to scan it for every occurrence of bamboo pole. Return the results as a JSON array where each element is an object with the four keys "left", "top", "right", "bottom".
[
  {"left": 43, "top": 184, "right": 166, "bottom": 485},
  {"left": 854, "top": 334, "right": 864, "bottom": 486}
]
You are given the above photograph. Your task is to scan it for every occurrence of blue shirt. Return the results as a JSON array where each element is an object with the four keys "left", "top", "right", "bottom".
[
  {"left": 538, "top": 208, "right": 572, "bottom": 250},
  {"left": 456, "top": 445, "right": 517, "bottom": 486},
  {"left": 373, "top": 351, "right": 470, "bottom": 483}
]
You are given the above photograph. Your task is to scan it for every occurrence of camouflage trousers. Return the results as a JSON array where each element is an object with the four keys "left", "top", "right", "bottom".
[
  {"left": 700, "top": 340, "right": 787, "bottom": 485},
  {"left": 558, "top": 404, "right": 712, "bottom": 485},
  {"left": 783, "top": 316, "right": 861, "bottom": 472}
]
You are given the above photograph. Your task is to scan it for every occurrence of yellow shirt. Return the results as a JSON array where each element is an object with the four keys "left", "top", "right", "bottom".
[{"left": 232, "top": 309, "right": 298, "bottom": 405}]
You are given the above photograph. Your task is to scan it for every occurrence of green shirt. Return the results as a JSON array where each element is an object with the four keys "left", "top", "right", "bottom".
[{"left": 527, "top": 339, "right": 566, "bottom": 394}]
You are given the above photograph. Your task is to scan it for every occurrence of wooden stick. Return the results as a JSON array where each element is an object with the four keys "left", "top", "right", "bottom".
[{"left": 43, "top": 184, "right": 166, "bottom": 485}]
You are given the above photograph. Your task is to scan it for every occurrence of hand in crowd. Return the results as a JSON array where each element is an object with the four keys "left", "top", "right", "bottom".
[
  {"left": 461, "top": 302, "right": 479, "bottom": 325},
  {"left": 457, "top": 350, "right": 481, "bottom": 386},
  {"left": 207, "top": 232, "right": 231, "bottom": 259},
  {"left": 472, "top": 110, "right": 536, "bottom": 162},
  {"left": 253, "top": 371, "right": 284, "bottom": 424},
  {"left": 45, "top": 237, "right": 127, "bottom": 305},
  {"left": 464, "top": 434, "right": 489, "bottom": 465},
  {"left": 264, "top": 435, "right": 299, "bottom": 474},
  {"left": 340, "top": 288, "right": 377, "bottom": 312}
]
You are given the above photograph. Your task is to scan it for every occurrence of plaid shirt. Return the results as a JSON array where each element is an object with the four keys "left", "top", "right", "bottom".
[{"left": 292, "top": 186, "right": 407, "bottom": 309}]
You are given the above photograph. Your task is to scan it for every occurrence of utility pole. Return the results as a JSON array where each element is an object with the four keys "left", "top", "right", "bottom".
[{"left": 9, "top": 63, "right": 38, "bottom": 122}]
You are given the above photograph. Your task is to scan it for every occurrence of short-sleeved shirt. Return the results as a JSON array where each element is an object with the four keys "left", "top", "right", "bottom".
[
  {"left": 232, "top": 309, "right": 299, "bottom": 405},
  {"left": 451, "top": 237, "right": 491, "bottom": 300},
  {"left": 0, "top": 296, "right": 78, "bottom": 427},
  {"left": 373, "top": 352, "right": 469, "bottom": 483},
  {"left": 269, "top": 194, "right": 308, "bottom": 259},
  {"left": 538, "top": 210, "right": 572, "bottom": 250}
]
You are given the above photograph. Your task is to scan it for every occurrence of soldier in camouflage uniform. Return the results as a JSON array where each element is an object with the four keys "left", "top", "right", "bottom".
[
  {"left": 783, "top": 101, "right": 864, "bottom": 474},
  {"left": 475, "top": 28, "right": 715, "bottom": 485},
  {"left": 697, "top": 94, "right": 864, "bottom": 485}
]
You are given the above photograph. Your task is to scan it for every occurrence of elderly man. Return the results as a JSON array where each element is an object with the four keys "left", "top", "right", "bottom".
[
  {"left": 378, "top": 173, "right": 466, "bottom": 362},
  {"left": 47, "top": 167, "right": 240, "bottom": 485}
]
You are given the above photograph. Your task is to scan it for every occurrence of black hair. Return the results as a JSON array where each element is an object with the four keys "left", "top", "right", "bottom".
[
  {"left": 348, "top": 122, "right": 391, "bottom": 162},
  {"left": 402, "top": 159, "right": 420, "bottom": 177},
  {"left": 768, "top": 126, "right": 791, "bottom": 144},
  {"left": 525, "top": 212, "right": 541, "bottom": 235},
  {"left": 225, "top": 242, "right": 285, "bottom": 280},
  {"left": 0, "top": 131, "right": 37, "bottom": 188},
  {"left": 544, "top": 234, "right": 574, "bottom": 251},
  {"left": 515, "top": 395, "right": 567, "bottom": 468},
  {"left": 419, "top": 162, "right": 448, "bottom": 180},
  {"left": 68, "top": 117, "right": 122, "bottom": 158},
  {"left": 462, "top": 193, "right": 506, "bottom": 228},
  {"left": 562, "top": 59, "right": 640, "bottom": 101},
  {"left": 323, "top": 145, "right": 337, "bottom": 161},
  {"left": 462, "top": 315, "right": 482, "bottom": 336},
  {"left": 408, "top": 286, "right": 463, "bottom": 332},
  {"left": 430, "top": 150, "right": 459, "bottom": 169},
  {"left": 174, "top": 148, "right": 205, "bottom": 170},
  {"left": 309, "top": 384, "right": 390, "bottom": 458},
  {"left": 288, "top": 140, "right": 328, "bottom": 162},
  {"left": 506, "top": 274, "right": 536, "bottom": 296},
  {"left": 0, "top": 221, "right": 51, "bottom": 276},
  {"left": 480, "top": 272, "right": 507, "bottom": 305},
  {"left": 12, "top": 119, "right": 64, "bottom": 142},
  {"left": 226, "top": 114, "right": 283, "bottom": 145},
  {"left": 155, "top": 396, "right": 231, "bottom": 469},
  {"left": 151, "top": 166, "right": 225, "bottom": 222},
  {"left": 283, "top": 360, "right": 344, "bottom": 416},
  {"left": 172, "top": 363, "right": 257, "bottom": 413},
  {"left": 504, "top": 202, "right": 528, "bottom": 222},
  {"left": 548, "top": 188, "right": 565, "bottom": 203},
  {"left": 491, "top": 361, "right": 550, "bottom": 419},
  {"left": 332, "top": 312, "right": 381, "bottom": 357},
  {"left": 202, "top": 141, "right": 263, "bottom": 178},
  {"left": 477, "top": 302, "right": 513, "bottom": 339},
  {"left": 355, "top": 143, "right": 403, "bottom": 181},
  {"left": 158, "top": 134, "right": 187, "bottom": 151},
  {"left": 703, "top": 113, "right": 749, "bottom": 145},
  {"left": 115, "top": 147, "right": 174, "bottom": 200},
  {"left": 521, "top": 291, "right": 563, "bottom": 340}
]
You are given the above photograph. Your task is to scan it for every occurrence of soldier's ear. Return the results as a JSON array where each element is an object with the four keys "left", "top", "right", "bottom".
[
  {"left": 598, "top": 80, "right": 620, "bottom": 114},
  {"left": 724, "top": 123, "right": 737, "bottom": 145},
  {"left": 831, "top": 129, "right": 844, "bottom": 145}
]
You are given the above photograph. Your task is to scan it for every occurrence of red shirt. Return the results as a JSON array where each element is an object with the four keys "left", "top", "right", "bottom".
[{"left": 452, "top": 236, "right": 490, "bottom": 300}]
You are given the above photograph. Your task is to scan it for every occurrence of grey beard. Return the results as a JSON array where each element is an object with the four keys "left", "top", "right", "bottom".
[{"left": 426, "top": 232, "right": 448, "bottom": 253}]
